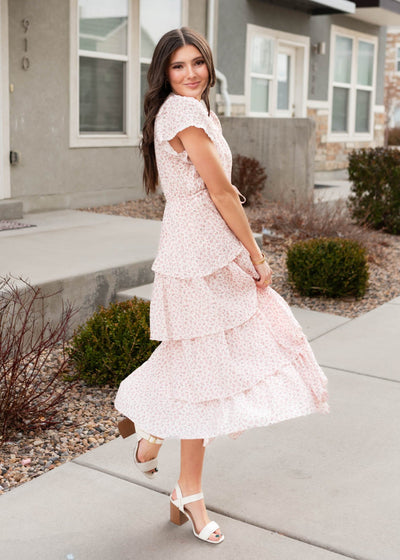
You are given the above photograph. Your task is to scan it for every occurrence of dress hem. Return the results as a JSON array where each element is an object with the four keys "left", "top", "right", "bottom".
[{"left": 116, "top": 397, "right": 330, "bottom": 448}]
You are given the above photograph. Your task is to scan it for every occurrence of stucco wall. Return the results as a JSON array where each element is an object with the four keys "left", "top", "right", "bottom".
[{"left": 384, "top": 29, "right": 400, "bottom": 122}]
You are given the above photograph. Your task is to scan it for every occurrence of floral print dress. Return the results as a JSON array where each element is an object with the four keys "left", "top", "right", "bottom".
[{"left": 114, "top": 92, "right": 330, "bottom": 446}]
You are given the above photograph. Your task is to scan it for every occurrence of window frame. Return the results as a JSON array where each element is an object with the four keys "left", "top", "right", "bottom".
[
  {"left": 327, "top": 25, "right": 377, "bottom": 143},
  {"left": 69, "top": 0, "right": 140, "bottom": 148},
  {"left": 245, "top": 24, "right": 309, "bottom": 118}
]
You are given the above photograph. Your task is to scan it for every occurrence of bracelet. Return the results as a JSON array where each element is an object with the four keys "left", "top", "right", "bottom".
[{"left": 251, "top": 249, "right": 267, "bottom": 265}]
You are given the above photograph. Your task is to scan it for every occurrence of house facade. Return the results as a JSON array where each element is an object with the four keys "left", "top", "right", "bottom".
[
  {"left": 0, "top": 0, "right": 209, "bottom": 217},
  {"left": 215, "top": 0, "right": 395, "bottom": 176},
  {"left": 1, "top": 0, "right": 400, "bottom": 217}
]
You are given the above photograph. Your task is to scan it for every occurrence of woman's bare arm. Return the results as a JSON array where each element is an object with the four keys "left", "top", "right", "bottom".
[
  {"left": 176, "top": 126, "right": 261, "bottom": 258},
  {"left": 175, "top": 125, "right": 272, "bottom": 287}
]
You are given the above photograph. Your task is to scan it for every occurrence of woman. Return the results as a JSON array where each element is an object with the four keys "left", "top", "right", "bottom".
[{"left": 114, "top": 27, "right": 329, "bottom": 545}]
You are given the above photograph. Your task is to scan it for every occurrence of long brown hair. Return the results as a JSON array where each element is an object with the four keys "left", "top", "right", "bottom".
[{"left": 140, "top": 27, "right": 216, "bottom": 195}]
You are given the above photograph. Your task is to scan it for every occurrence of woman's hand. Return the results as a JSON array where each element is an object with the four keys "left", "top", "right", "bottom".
[{"left": 252, "top": 259, "right": 273, "bottom": 289}]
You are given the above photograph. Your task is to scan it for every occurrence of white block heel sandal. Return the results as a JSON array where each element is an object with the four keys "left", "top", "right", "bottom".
[
  {"left": 117, "top": 418, "right": 163, "bottom": 479},
  {"left": 169, "top": 482, "right": 224, "bottom": 544}
]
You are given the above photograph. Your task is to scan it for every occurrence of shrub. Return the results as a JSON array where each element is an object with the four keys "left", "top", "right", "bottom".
[
  {"left": 66, "top": 297, "right": 160, "bottom": 387},
  {"left": 286, "top": 238, "right": 369, "bottom": 298},
  {"left": 0, "top": 276, "right": 77, "bottom": 444},
  {"left": 347, "top": 147, "right": 400, "bottom": 235},
  {"left": 231, "top": 154, "right": 267, "bottom": 207},
  {"left": 269, "top": 197, "right": 353, "bottom": 239},
  {"left": 387, "top": 127, "right": 400, "bottom": 146}
]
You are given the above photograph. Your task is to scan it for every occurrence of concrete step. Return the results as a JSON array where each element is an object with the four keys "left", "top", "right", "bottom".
[
  {"left": 313, "top": 180, "right": 351, "bottom": 203},
  {"left": 116, "top": 283, "right": 153, "bottom": 302},
  {"left": 0, "top": 198, "right": 23, "bottom": 220},
  {"left": 0, "top": 210, "right": 162, "bottom": 337}
]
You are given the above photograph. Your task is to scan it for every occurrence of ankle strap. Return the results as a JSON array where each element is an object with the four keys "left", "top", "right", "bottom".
[
  {"left": 136, "top": 426, "right": 164, "bottom": 445},
  {"left": 181, "top": 491, "right": 204, "bottom": 505},
  {"left": 173, "top": 483, "right": 204, "bottom": 510}
]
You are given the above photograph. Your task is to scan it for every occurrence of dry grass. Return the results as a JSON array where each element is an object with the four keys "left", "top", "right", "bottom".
[{"left": 261, "top": 198, "right": 387, "bottom": 265}]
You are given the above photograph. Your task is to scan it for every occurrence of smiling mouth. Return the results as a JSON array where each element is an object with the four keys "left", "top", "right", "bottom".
[{"left": 185, "top": 82, "right": 200, "bottom": 86}]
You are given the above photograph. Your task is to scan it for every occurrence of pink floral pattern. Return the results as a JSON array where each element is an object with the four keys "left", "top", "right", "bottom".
[{"left": 114, "top": 92, "right": 330, "bottom": 446}]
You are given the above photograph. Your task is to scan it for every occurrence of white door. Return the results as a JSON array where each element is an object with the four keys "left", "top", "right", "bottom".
[
  {"left": 0, "top": 0, "right": 11, "bottom": 200},
  {"left": 275, "top": 45, "right": 296, "bottom": 118}
]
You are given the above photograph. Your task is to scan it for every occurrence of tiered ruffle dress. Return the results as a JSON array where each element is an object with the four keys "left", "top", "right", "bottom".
[{"left": 114, "top": 92, "right": 330, "bottom": 447}]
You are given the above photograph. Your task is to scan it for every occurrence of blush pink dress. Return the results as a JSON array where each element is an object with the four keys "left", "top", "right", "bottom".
[{"left": 114, "top": 92, "right": 330, "bottom": 447}]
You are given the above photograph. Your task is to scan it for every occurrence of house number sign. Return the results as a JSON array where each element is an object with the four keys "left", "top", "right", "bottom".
[{"left": 21, "top": 18, "right": 30, "bottom": 70}]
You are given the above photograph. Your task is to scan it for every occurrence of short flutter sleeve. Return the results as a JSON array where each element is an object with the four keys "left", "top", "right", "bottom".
[{"left": 155, "top": 93, "right": 218, "bottom": 149}]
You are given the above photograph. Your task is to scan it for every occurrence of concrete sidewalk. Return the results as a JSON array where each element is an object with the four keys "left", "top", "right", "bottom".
[{"left": 0, "top": 210, "right": 399, "bottom": 560}]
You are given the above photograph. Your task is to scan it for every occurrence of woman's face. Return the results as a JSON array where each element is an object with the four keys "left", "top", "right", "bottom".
[{"left": 167, "top": 44, "right": 209, "bottom": 100}]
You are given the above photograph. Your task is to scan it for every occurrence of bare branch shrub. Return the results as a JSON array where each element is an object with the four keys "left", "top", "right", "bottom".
[
  {"left": 231, "top": 154, "right": 267, "bottom": 207},
  {"left": 387, "top": 127, "right": 400, "bottom": 146},
  {"left": 0, "top": 276, "right": 78, "bottom": 445},
  {"left": 266, "top": 197, "right": 386, "bottom": 261}
]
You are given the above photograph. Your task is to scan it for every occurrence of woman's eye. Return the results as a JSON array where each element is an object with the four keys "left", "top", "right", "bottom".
[
  {"left": 172, "top": 64, "right": 182, "bottom": 69},
  {"left": 196, "top": 60, "right": 205, "bottom": 65}
]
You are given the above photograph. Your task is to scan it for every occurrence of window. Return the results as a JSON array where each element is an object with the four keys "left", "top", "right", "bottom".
[
  {"left": 249, "top": 35, "right": 274, "bottom": 113},
  {"left": 70, "top": 0, "right": 188, "bottom": 147},
  {"left": 329, "top": 26, "right": 377, "bottom": 139},
  {"left": 70, "top": 0, "right": 140, "bottom": 147},
  {"left": 246, "top": 25, "right": 309, "bottom": 118},
  {"left": 79, "top": 1, "right": 128, "bottom": 133}
]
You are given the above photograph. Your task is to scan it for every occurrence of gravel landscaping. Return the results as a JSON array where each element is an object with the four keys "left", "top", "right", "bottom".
[
  {"left": 0, "top": 347, "right": 123, "bottom": 495},
  {"left": 1, "top": 192, "right": 399, "bottom": 495}
]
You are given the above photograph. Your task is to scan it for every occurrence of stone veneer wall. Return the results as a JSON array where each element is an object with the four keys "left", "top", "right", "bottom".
[
  {"left": 307, "top": 108, "right": 386, "bottom": 172},
  {"left": 384, "top": 30, "right": 400, "bottom": 126}
]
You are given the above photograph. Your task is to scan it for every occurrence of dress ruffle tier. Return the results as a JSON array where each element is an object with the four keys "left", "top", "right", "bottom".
[{"left": 114, "top": 247, "right": 330, "bottom": 447}]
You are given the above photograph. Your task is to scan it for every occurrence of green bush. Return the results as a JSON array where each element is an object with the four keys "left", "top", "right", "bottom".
[
  {"left": 66, "top": 297, "right": 160, "bottom": 387},
  {"left": 286, "top": 238, "right": 369, "bottom": 298},
  {"left": 348, "top": 147, "right": 400, "bottom": 235}
]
